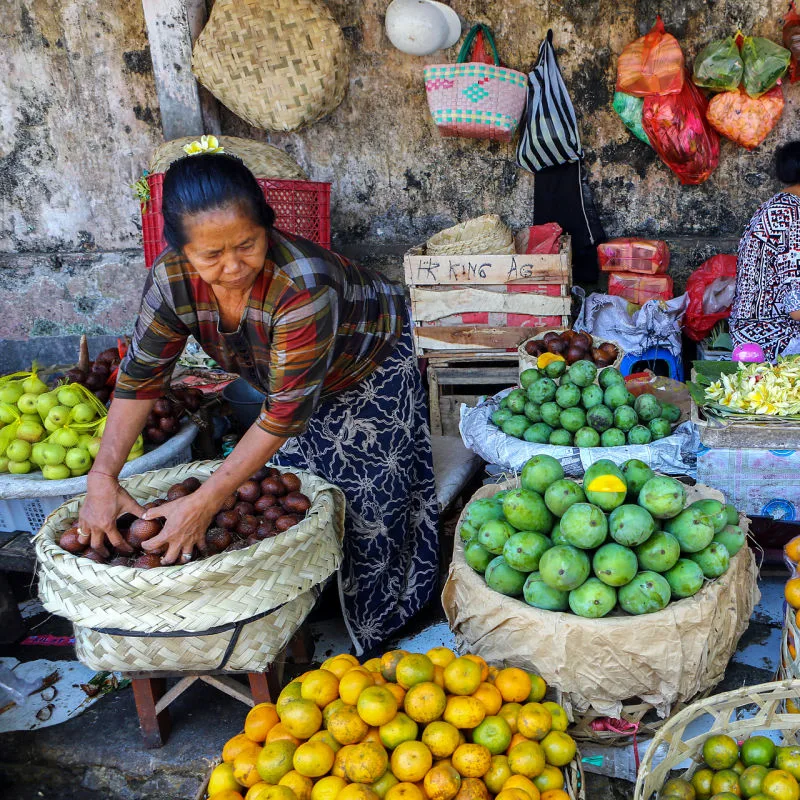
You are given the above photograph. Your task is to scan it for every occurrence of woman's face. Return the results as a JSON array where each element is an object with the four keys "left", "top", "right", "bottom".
[{"left": 181, "top": 204, "right": 269, "bottom": 292}]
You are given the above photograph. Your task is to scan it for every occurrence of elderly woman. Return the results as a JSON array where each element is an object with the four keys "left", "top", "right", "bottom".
[
  {"left": 78, "top": 154, "right": 438, "bottom": 653},
  {"left": 730, "top": 141, "right": 800, "bottom": 360}
]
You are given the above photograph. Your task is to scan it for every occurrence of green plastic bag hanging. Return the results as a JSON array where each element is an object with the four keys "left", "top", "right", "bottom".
[
  {"left": 692, "top": 36, "right": 743, "bottom": 91},
  {"left": 741, "top": 36, "right": 791, "bottom": 97},
  {"left": 612, "top": 91, "right": 651, "bottom": 146}
]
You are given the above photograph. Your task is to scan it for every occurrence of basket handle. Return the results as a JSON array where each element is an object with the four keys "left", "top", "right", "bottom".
[{"left": 457, "top": 24, "right": 501, "bottom": 65}]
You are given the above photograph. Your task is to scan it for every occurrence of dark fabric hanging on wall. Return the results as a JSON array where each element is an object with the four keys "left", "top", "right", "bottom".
[{"left": 533, "top": 160, "right": 605, "bottom": 285}]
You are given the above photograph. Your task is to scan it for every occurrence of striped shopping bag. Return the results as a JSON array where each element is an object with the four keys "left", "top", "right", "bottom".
[
  {"left": 424, "top": 25, "right": 528, "bottom": 143},
  {"left": 516, "top": 30, "right": 584, "bottom": 172}
]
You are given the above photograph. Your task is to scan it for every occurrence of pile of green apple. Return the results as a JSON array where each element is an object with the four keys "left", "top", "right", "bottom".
[{"left": 0, "top": 372, "right": 143, "bottom": 479}]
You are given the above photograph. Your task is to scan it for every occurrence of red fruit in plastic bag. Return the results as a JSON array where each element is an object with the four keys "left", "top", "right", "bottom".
[
  {"left": 707, "top": 86, "right": 784, "bottom": 150},
  {"left": 616, "top": 15, "right": 685, "bottom": 97},
  {"left": 683, "top": 254, "right": 737, "bottom": 342},
  {"left": 642, "top": 75, "right": 720, "bottom": 185}
]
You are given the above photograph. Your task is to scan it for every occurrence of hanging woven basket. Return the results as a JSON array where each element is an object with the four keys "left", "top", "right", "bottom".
[
  {"left": 35, "top": 461, "right": 344, "bottom": 672},
  {"left": 426, "top": 214, "right": 516, "bottom": 256},
  {"left": 192, "top": 0, "right": 350, "bottom": 132}
]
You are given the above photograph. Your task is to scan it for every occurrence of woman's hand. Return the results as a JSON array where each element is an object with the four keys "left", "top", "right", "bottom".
[
  {"left": 141, "top": 491, "right": 216, "bottom": 565},
  {"left": 78, "top": 474, "right": 144, "bottom": 554}
]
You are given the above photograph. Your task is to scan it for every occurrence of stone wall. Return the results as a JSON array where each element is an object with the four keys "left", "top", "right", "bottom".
[{"left": 1, "top": 0, "right": 796, "bottom": 340}]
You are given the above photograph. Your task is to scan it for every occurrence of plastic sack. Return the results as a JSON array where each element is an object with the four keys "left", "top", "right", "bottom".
[
  {"left": 707, "top": 85, "right": 784, "bottom": 150},
  {"left": 741, "top": 35, "right": 791, "bottom": 97},
  {"left": 783, "top": 2, "right": 800, "bottom": 83},
  {"left": 692, "top": 36, "right": 743, "bottom": 92},
  {"left": 612, "top": 91, "right": 651, "bottom": 145},
  {"left": 598, "top": 238, "right": 670, "bottom": 274},
  {"left": 703, "top": 276, "right": 736, "bottom": 314},
  {"left": 515, "top": 223, "right": 562, "bottom": 255},
  {"left": 608, "top": 272, "right": 674, "bottom": 305},
  {"left": 642, "top": 76, "right": 720, "bottom": 185},
  {"left": 683, "top": 254, "right": 737, "bottom": 342},
  {"left": 616, "top": 16, "right": 685, "bottom": 97}
]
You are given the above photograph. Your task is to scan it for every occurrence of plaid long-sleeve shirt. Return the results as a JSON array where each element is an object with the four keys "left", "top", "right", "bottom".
[{"left": 115, "top": 230, "right": 405, "bottom": 436}]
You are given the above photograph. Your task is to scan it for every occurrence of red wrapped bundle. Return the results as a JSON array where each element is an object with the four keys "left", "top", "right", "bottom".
[
  {"left": 597, "top": 238, "right": 670, "bottom": 274},
  {"left": 608, "top": 272, "right": 674, "bottom": 304},
  {"left": 642, "top": 75, "right": 720, "bottom": 185},
  {"left": 616, "top": 16, "right": 685, "bottom": 97},
  {"left": 684, "top": 254, "right": 737, "bottom": 342},
  {"left": 707, "top": 86, "right": 784, "bottom": 150}
]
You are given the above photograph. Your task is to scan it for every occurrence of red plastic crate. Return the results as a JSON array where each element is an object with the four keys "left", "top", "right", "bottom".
[{"left": 141, "top": 172, "right": 331, "bottom": 268}]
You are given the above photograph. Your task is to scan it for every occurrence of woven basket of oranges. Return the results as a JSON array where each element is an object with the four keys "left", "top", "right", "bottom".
[{"left": 200, "top": 648, "right": 585, "bottom": 800}]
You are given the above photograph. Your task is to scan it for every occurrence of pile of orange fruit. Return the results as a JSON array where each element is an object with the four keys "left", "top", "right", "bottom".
[
  {"left": 783, "top": 537, "right": 800, "bottom": 712},
  {"left": 205, "top": 648, "right": 577, "bottom": 800}
]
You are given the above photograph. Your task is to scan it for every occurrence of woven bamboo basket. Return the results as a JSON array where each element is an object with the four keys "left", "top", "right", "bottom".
[
  {"left": 192, "top": 0, "right": 350, "bottom": 132},
  {"left": 149, "top": 136, "right": 307, "bottom": 179},
  {"left": 779, "top": 605, "right": 800, "bottom": 686},
  {"left": 518, "top": 330, "right": 623, "bottom": 377},
  {"left": 634, "top": 679, "right": 800, "bottom": 800},
  {"left": 426, "top": 214, "right": 516, "bottom": 256},
  {"left": 34, "top": 461, "right": 344, "bottom": 673}
]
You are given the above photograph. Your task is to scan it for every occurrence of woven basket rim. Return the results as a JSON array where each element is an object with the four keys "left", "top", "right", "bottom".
[{"left": 427, "top": 214, "right": 515, "bottom": 256}]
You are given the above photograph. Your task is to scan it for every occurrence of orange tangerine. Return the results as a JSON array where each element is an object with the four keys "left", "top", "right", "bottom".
[
  {"left": 462, "top": 654, "right": 489, "bottom": 682},
  {"left": 433, "top": 665, "right": 446, "bottom": 689},
  {"left": 332, "top": 746, "right": 354, "bottom": 779},
  {"left": 380, "top": 712, "right": 419, "bottom": 750},
  {"left": 363, "top": 727, "right": 383, "bottom": 745},
  {"left": 503, "top": 774, "right": 541, "bottom": 800},
  {"left": 541, "top": 703, "right": 568, "bottom": 733},
  {"left": 280, "top": 699, "right": 323, "bottom": 739},
  {"left": 279, "top": 772, "right": 313, "bottom": 800},
  {"left": 267, "top": 723, "right": 303, "bottom": 746},
  {"left": 373, "top": 674, "right": 388, "bottom": 686},
  {"left": 363, "top": 657, "right": 383, "bottom": 673},
  {"left": 787, "top": 537, "right": 800, "bottom": 563},
  {"left": 455, "top": 777, "right": 490, "bottom": 800},
  {"left": 257, "top": 740, "right": 298, "bottom": 785},
  {"left": 324, "top": 657, "right": 361, "bottom": 680},
  {"left": 324, "top": 699, "right": 347, "bottom": 727},
  {"left": 496, "top": 790, "right": 530, "bottom": 800},
  {"left": 385, "top": 682, "right": 407, "bottom": 706},
  {"left": 487, "top": 667, "right": 501, "bottom": 683},
  {"left": 337, "top": 785, "right": 380, "bottom": 800},
  {"left": 539, "top": 733, "right": 576, "bottom": 768},
  {"left": 533, "top": 766, "right": 564, "bottom": 793},
  {"left": 372, "top": 772, "right": 399, "bottom": 799},
  {"left": 345, "top": 742, "right": 390, "bottom": 784},
  {"left": 508, "top": 741, "right": 546, "bottom": 779},
  {"left": 526, "top": 676, "right": 547, "bottom": 704},
  {"left": 507, "top": 734, "right": 528, "bottom": 755},
  {"left": 310, "top": 730, "right": 342, "bottom": 753},
  {"left": 424, "top": 762, "right": 462, "bottom": 800},
  {"left": 213, "top": 791, "right": 245, "bottom": 800},
  {"left": 494, "top": 669, "right": 533, "bottom": 704},
  {"left": 443, "top": 658, "right": 483, "bottom": 696},
  {"left": 404, "top": 681, "right": 447, "bottom": 724},
  {"left": 396, "top": 654, "right": 436, "bottom": 689},
  {"left": 235, "top": 748, "right": 265, "bottom": 788},
  {"left": 328, "top": 704, "right": 370, "bottom": 745},
  {"left": 311, "top": 776, "right": 347, "bottom": 800},
  {"left": 301, "top": 670, "right": 341, "bottom": 708},
  {"left": 427, "top": 647, "right": 457, "bottom": 668},
  {"left": 385, "top": 782, "right": 426, "bottom": 800},
  {"left": 422, "top": 721, "right": 462, "bottom": 759},
  {"left": 258, "top": 788, "right": 297, "bottom": 800},
  {"left": 246, "top": 787, "right": 271, "bottom": 800},
  {"left": 245, "top": 703, "right": 281, "bottom": 743},
  {"left": 452, "top": 744, "right": 492, "bottom": 778},
  {"left": 209, "top": 762, "right": 244, "bottom": 794},
  {"left": 472, "top": 715, "right": 513, "bottom": 755},
  {"left": 484, "top": 755, "right": 513, "bottom": 795},
  {"left": 473, "top": 683, "right": 503, "bottom": 716},
  {"left": 517, "top": 704, "right": 552, "bottom": 742},
  {"left": 391, "top": 741, "right": 434, "bottom": 782},
  {"left": 444, "top": 696, "right": 486, "bottom": 730},
  {"left": 322, "top": 653, "right": 359, "bottom": 668},
  {"left": 381, "top": 650, "right": 409, "bottom": 682},
  {"left": 498, "top": 703, "right": 522, "bottom": 734},
  {"left": 293, "top": 741, "right": 336, "bottom": 778},
  {"left": 787, "top": 577, "right": 800, "bottom": 610},
  {"left": 761, "top": 770, "right": 800, "bottom": 800},
  {"left": 277, "top": 682, "right": 304, "bottom": 714},
  {"left": 340, "top": 670, "right": 375, "bottom": 705},
  {"left": 224, "top": 734, "right": 263, "bottom": 764},
  {"left": 357, "top": 686, "right": 399, "bottom": 727},
  {"left": 539, "top": 792, "right": 570, "bottom": 800}
]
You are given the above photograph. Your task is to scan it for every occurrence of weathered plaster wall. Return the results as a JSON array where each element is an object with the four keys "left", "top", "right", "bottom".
[{"left": 1, "top": 0, "right": 796, "bottom": 341}]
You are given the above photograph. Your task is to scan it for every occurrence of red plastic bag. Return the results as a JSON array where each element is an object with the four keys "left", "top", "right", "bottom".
[
  {"left": 608, "top": 273, "right": 674, "bottom": 304},
  {"left": 516, "top": 223, "right": 563, "bottom": 255},
  {"left": 642, "top": 76, "right": 720, "bottom": 185},
  {"left": 616, "top": 16, "right": 685, "bottom": 97},
  {"left": 707, "top": 85, "right": 785, "bottom": 150},
  {"left": 597, "top": 238, "right": 670, "bottom": 274},
  {"left": 683, "top": 255, "right": 737, "bottom": 342},
  {"left": 784, "top": 1, "right": 800, "bottom": 82}
]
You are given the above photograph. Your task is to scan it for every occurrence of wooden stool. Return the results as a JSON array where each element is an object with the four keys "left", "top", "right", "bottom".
[{"left": 127, "top": 626, "right": 312, "bottom": 748}]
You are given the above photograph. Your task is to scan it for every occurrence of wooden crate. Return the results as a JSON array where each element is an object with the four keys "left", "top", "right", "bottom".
[
  {"left": 427, "top": 352, "right": 518, "bottom": 437},
  {"left": 405, "top": 237, "right": 572, "bottom": 354}
]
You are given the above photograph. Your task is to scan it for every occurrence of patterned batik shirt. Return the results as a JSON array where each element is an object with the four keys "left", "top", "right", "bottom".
[
  {"left": 731, "top": 191, "right": 800, "bottom": 361},
  {"left": 116, "top": 230, "right": 405, "bottom": 436}
]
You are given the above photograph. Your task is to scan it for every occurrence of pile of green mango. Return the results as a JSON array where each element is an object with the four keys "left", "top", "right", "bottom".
[
  {"left": 490, "top": 362, "right": 680, "bottom": 448},
  {"left": 459, "top": 455, "right": 747, "bottom": 618}
]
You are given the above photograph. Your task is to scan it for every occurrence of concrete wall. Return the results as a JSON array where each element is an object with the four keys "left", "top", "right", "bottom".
[{"left": 1, "top": 0, "right": 795, "bottom": 341}]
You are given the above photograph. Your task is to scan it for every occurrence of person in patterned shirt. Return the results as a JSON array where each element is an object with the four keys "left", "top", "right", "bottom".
[
  {"left": 730, "top": 141, "right": 800, "bottom": 361},
  {"left": 77, "top": 154, "right": 439, "bottom": 654}
]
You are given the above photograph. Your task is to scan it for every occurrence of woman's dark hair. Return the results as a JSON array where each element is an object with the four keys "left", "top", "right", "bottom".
[
  {"left": 161, "top": 153, "right": 275, "bottom": 250},
  {"left": 776, "top": 141, "right": 800, "bottom": 185}
]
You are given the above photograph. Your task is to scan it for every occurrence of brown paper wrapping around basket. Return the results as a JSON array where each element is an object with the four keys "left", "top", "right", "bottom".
[{"left": 442, "top": 477, "right": 760, "bottom": 720}]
